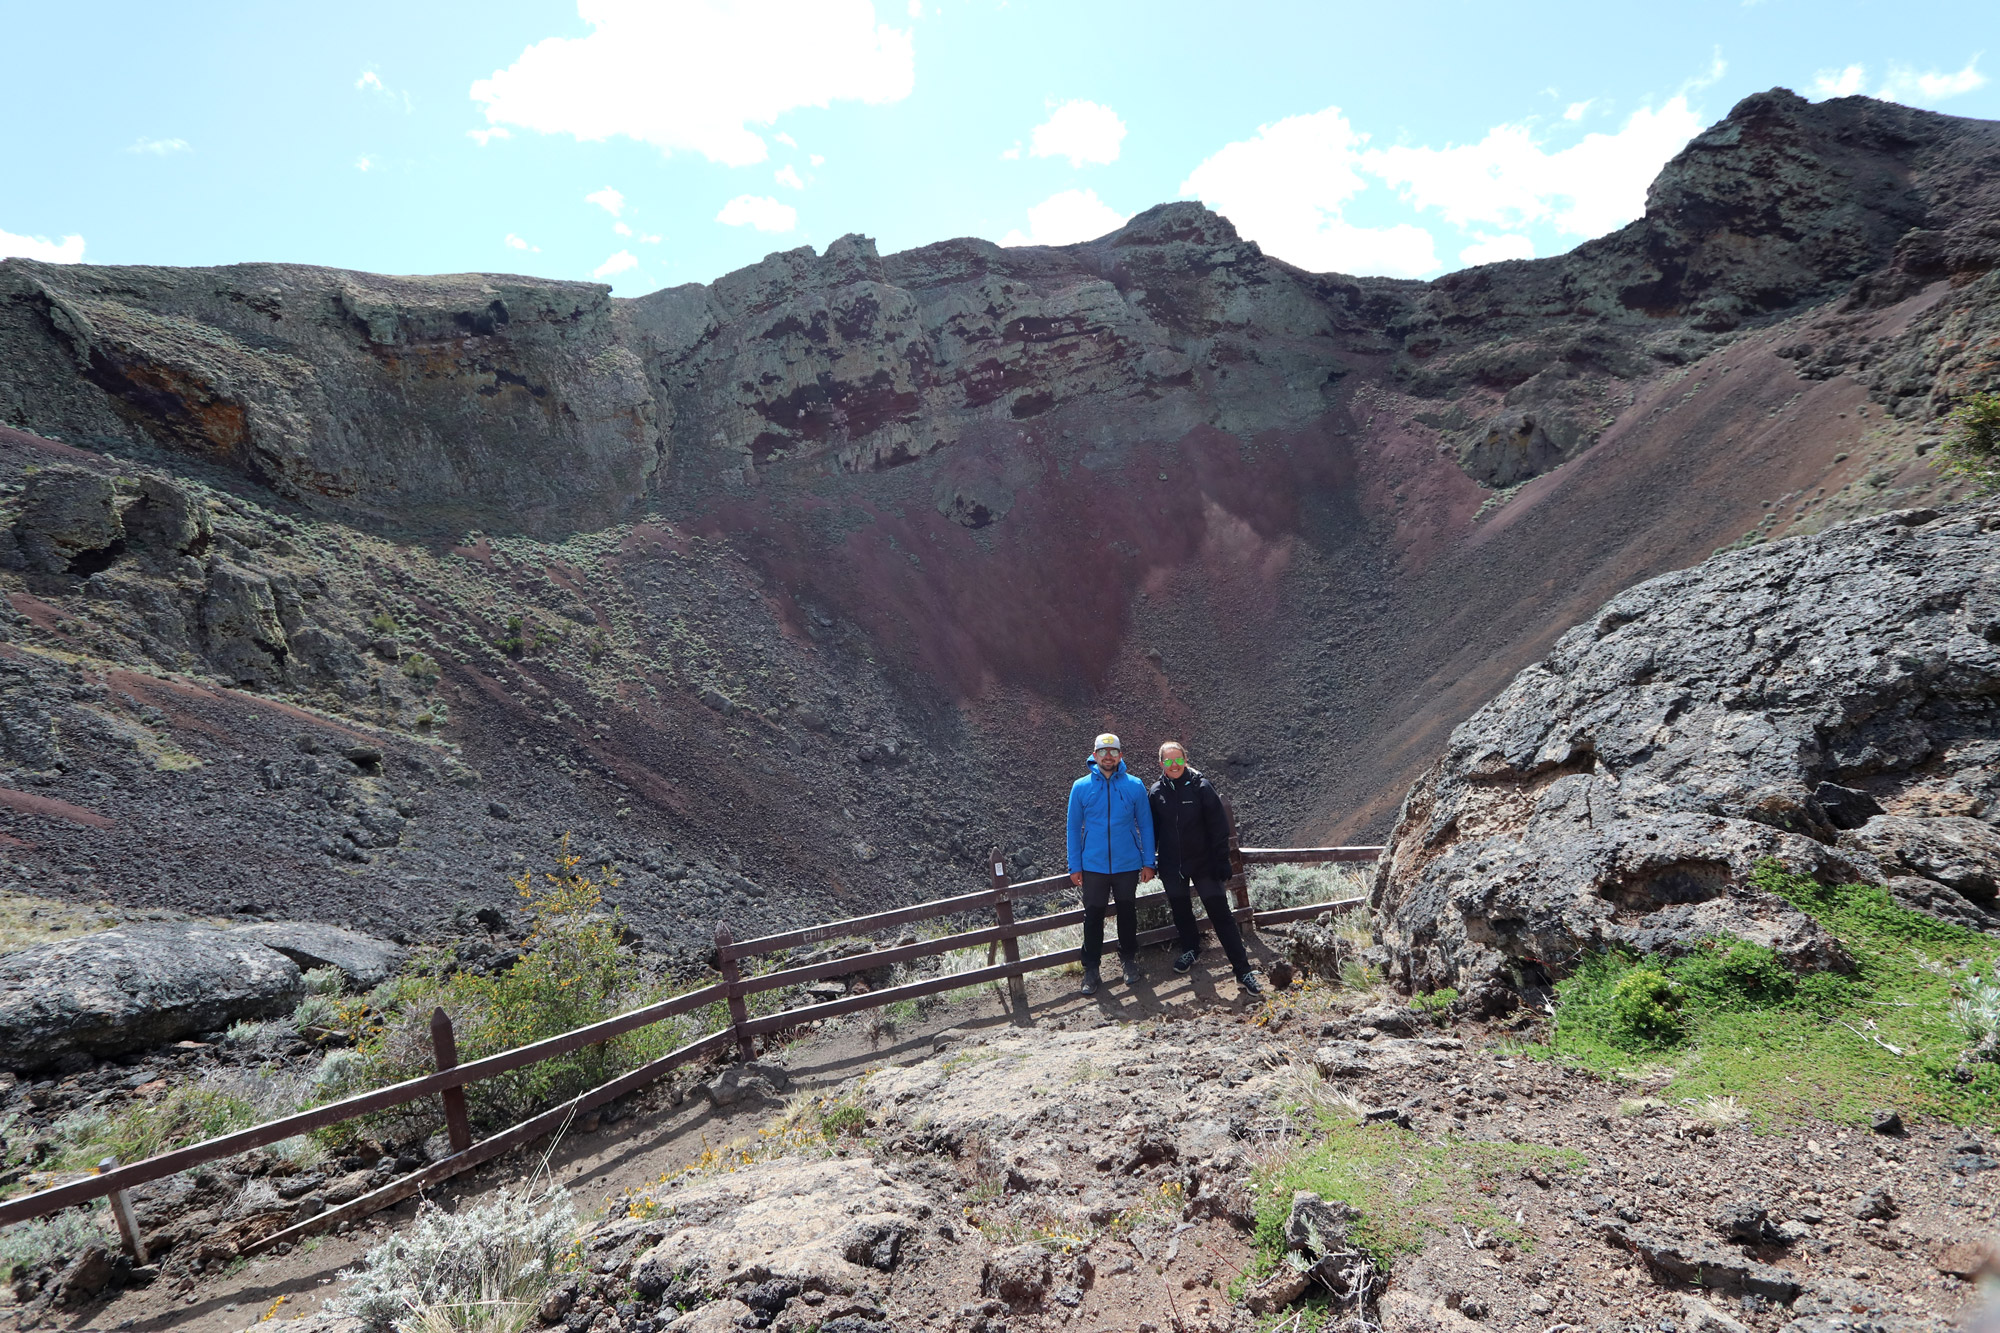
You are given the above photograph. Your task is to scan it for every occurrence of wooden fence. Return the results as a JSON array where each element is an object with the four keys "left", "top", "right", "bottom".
[{"left": 0, "top": 829, "right": 1380, "bottom": 1257}]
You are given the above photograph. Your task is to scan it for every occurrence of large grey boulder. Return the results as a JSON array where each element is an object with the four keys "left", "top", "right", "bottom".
[
  {"left": 1374, "top": 504, "right": 2000, "bottom": 1009},
  {"left": 228, "top": 921, "right": 404, "bottom": 988},
  {"left": 11, "top": 464, "right": 122, "bottom": 573},
  {"left": 0, "top": 922, "right": 302, "bottom": 1069}
]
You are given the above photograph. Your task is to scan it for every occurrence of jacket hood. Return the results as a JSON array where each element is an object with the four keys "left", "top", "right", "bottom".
[{"left": 1084, "top": 756, "right": 1130, "bottom": 778}]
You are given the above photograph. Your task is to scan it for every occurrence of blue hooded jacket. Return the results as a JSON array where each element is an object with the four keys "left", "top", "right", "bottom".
[{"left": 1066, "top": 757, "right": 1157, "bottom": 874}]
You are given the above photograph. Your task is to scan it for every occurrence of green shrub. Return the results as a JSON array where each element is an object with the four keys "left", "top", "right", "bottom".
[
  {"left": 1608, "top": 969, "right": 1682, "bottom": 1047},
  {"left": 1410, "top": 987, "right": 1458, "bottom": 1018},
  {"left": 1932, "top": 391, "right": 2000, "bottom": 495},
  {"left": 328, "top": 835, "right": 690, "bottom": 1139},
  {"left": 819, "top": 1103, "right": 866, "bottom": 1140},
  {"left": 401, "top": 652, "right": 441, "bottom": 685},
  {"left": 1670, "top": 938, "right": 1793, "bottom": 1011},
  {"left": 367, "top": 610, "right": 400, "bottom": 637}
]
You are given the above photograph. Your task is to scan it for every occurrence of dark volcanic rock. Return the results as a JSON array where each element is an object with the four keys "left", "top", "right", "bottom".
[
  {"left": 0, "top": 922, "right": 302, "bottom": 1068},
  {"left": 228, "top": 920, "right": 405, "bottom": 987},
  {"left": 1374, "top": 504, "right": 2000, "bottom": 1005}
]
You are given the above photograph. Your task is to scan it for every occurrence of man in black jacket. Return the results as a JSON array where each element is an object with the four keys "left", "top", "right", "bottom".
[{"left": 1148, "top": 742, "right": 1260, "bottom": 994}]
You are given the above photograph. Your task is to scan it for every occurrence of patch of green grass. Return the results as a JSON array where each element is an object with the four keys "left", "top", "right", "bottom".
[
  {"left": 818, "top": 1103, "right": 865, "bottom": 1140},
  {"left": 1410, "top": 987, "right": 1459, "bottom": 1019},
  {"left": 1248, "top": 1119, "right": 1584, "bottom": 1281},
  {"left": 1551, "top": 861, "right": 2000, "bottom": 1125}
]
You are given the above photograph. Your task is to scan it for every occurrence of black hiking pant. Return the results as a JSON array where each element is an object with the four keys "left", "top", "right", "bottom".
[
  {"left": 1163, "top": 872, "right": 1252, "bottom": 976},
  {"left": 1080, "top": 869, "right": 1141, "bottom": 972}
]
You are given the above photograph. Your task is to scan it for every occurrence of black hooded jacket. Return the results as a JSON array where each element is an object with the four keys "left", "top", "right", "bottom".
[{"left": 1147, "top": 766, "right": 1234, "bottom": 883}]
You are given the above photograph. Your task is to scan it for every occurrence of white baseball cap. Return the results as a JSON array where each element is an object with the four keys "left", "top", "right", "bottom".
[{"left": 1093, "top": 733, "right": 1122, "bottom": 752}]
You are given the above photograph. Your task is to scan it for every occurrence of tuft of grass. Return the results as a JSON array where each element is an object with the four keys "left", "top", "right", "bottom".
[{"left": 1551, "top": 861, "right": 2000, "bottom": 1125}]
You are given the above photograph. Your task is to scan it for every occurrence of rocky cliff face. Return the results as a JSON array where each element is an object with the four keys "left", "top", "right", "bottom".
[
  {"left": 1373, "top": 501, "right": 2000, "bottom": 1008},
  {"left": 0, "top": 89, "right": 1994, "bottom": 947}
]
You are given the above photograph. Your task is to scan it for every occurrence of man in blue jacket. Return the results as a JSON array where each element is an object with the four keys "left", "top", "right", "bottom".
[{"left": 1067, "top": 732, "right": 1156, "bottom": 996}]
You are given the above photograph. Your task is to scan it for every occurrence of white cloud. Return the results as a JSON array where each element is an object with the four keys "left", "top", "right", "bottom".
[
  {"left": 585, "top": 186, "right": 626, "bottom": 217},
  {"left": 999, "top": 188, "right": 1127, "bottom": 247},
  {"left": 471, "top": 0, "right": 914, "bottom": 168},
  {"left": 356, "top": 69, "right": 411, "bottom": 111},
  {"left": 614, "top": 221, "right": 633, "bottom": 236},
  {"left": 355, "top": 155, "right": 377, "bottom": 172},
  {"left": 640, "top": 232, "right": 663, "bottom": 243},
  {"left": 126, "top": 137, "right": 190, "bottom": 155},
  {"left": 1460, "top": 233, "right": 1535, "bottom": 266},
  {"left": 1562, "top": 100, "right": 1591, "bottom": 122},
  {"left": 593, "top": 250, "right": 639, "bottom": 278},
  {"left": 1365, "top": 95, "right": 1705, "bottom": 239},
  {"left": 1027, "top": 100, "right": 1126, "bottom": 167},
  {"left": 774, "top": 164, "right": 804, "bottom": 189},
  {"left": 467, "top": 126, "right": 512, "bottom": 146},
  {"left": 1178, "top": 108, "right": 1439, "bottom": 278},
  {"left": 907, "top": 0, "right": 921, "bottom": 14},
  {"left": 775, "top": 131, "right": 797, "bottom": 148},
  {"left": 1879, "top": 57, "right": 1987, "bottom": 105},
  {"left": 1812, "top": 63, "right": 1867, "bottom": 98},
  {"left": 810, "top": 153, "right": 825, "bottom": 167},
  {"left": 716, "top": 194, "right": 797, "bottom": 231},
  {"left": 505, "top": 233, "right": 540, "bottom": 252},
  {"left": 1000, "top": 143, "right": 1020, "bottom": 160},
  {"left": 0, "top": 228, "right": 86, "bottom": 263}
]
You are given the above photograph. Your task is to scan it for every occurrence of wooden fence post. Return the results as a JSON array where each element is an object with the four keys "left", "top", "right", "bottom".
[
  {"left": 1221, "top": 795, "right": 1255, "bottom": 935},
  {"left": 431, "top": 1008, "right": 473, "bottom": 1155},
  {"left": 98, "top": 1157, "right": 146, "bottom": 1264},
  {"left": 991, "top": 850, "right": 1028, "bottom": 1005},
  {"left": 715, "top": 922, "right": 755, "bottom": 1061}
]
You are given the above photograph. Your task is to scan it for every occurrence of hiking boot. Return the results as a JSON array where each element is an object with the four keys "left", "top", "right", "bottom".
[
  {"left": 1080, "top": 969, "right": 1100, "bottom": 996},
  {"left": 1173, "top": 949, "right": 1198, "bottom": 974},
  {"left": 1237, "top": 971, "right": 1264, "bottom": 996},
  {"left": 1119, "top": 954, "right": 1140, "bottom": 983}
]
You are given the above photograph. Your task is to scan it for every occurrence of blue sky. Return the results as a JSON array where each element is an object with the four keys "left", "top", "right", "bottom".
[{"left": 2, "top": 1, "right": 1993, "bottom": 295}]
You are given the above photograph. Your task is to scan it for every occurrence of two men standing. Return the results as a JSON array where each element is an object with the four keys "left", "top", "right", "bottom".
[{"left": 1064, "top": 732, "right": 1261, "bottom": 997}]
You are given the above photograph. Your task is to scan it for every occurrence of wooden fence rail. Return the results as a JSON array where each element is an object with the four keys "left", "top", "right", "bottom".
[{"left": 0, "top": 840, "right": 1381, "bottom": 1253}]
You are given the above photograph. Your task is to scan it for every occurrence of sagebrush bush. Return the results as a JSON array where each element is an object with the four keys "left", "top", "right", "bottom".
[
  {"left": 1247, "top": 862, "right": 1369, "bottom": 913},
  {"left": 0, "top": 1207, "right": 113, "bottom": 1276},
  {"left": 333, "top": 1186, "right": 577, "bottom": 1333},
  {"left": 303, "top": 966, "right": 348, "bottom": 996}
]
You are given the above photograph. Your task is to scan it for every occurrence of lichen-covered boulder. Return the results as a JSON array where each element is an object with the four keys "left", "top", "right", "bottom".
[
  {"left": 0, "top": 922, "right": 302, "bottom": 1069},
  {"left": 1375, "top": 504, "right": 2000, "bottom": 1008}
]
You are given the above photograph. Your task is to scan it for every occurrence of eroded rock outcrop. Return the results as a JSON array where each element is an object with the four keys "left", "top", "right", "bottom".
[{"left": 1373, "top": 502, "right": 2000, "bottom": 1008}]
